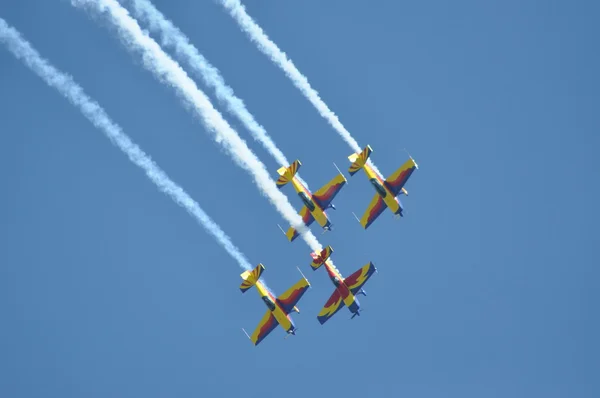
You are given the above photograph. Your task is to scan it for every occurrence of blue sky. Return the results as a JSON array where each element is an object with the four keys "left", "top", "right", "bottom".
[{"left": 1, "top": 0, "right": 598, "bottom": 397}]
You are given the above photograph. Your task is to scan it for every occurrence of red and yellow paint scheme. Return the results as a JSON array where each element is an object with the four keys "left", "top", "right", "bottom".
[
  {"left": 276, "top": 160, "right": 347, "bottom": 241},
  {"left": 309, "top": 246, "right": 377, "bottom": 324},
  {"left": 348, "top": 145, "right": 418, "bottom": 229},
  {"left": 240, "top": 263, "right": 311, "bottom": 346}
]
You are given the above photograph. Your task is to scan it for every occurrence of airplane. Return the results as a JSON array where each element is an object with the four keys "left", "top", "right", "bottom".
[
  {"left": 309, "top": 246, "right": 377, "bottom": 324},
  {"left": 347, "top": 145, "right": 418, "bottom": 229},
  {"left": 276, "top": 160, "right": 347, "bottom": 241},
  {"left": 240, "top": 263, "right": 311, "bottom": 346}
]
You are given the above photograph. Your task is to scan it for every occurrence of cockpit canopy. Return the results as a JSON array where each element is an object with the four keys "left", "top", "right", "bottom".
[
  {"left": 298, "top": 191, "right": 316, "bottom": 211},
  {"left": 332, "top": 276, "right": 342, "bottom": 287},
  {"left": 369, "top": 178, "right": 387, "bottom": 198},
  {"left": 262, "top": 295, "right": 276, "bottom": 311}
]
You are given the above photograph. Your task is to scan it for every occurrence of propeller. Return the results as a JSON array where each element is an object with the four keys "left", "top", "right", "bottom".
[
  {"left": 350, "top": 308, "right": 367, "bottom": 320},
  {"left": 284, "top": 328, "right": 298, "bottom": 340}
]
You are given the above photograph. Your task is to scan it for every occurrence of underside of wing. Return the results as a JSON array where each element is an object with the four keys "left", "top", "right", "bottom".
[
  {"left": 384, "top": 158, "right": 417, "bottom": 196},
  {"left": 312, "top": 174, "right": 347, "bottom": 209},
  {"left": 317, "top": 289, "right": 346, "bottom": 325},
  {"left": 249, "top": 310, "right": 278, "bottom": 346},
  {"left": 344, "top": 262, "right": 377, "bottom": 295},
  {"left": 359, "top": 194, "right": 387, "bottom": 229},
  {"left": 277, "top": 277, "right": 311, "bottom": 314},
  {"left": 286, "top": 206, "right": 315, "bottom": 241}
]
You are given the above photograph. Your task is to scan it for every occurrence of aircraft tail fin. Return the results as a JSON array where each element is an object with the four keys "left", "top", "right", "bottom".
[
  {"left": 310, "top": 246, "right": 333, "bottom": 270},
  {"left": 348, "top": 145, "right": 373, "bottom": 176},
  {"left": 276, "top": 160, "right": 302, "bottom": 187},
  {"left": 240, "top": 263, "right": 266, "bottom": 293}
]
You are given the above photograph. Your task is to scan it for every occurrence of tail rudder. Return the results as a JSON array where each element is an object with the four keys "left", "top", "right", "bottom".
[
  {"left": 310, "top": 246, "right": 333, "bottom": 270},
  {"left": 240, "top": 263, "right": 266, "bottom": 293},
  {"left": 348, "top": 145, "right": 372, "bottom": 176},
  {"left": 276, "top": 160, "right": 302, "bottom": 187}
]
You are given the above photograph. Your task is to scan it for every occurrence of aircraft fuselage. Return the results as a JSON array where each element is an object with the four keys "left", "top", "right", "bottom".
[
  {"left": 255, "top": 281, "right": 296, "bottom": 333},
  {"left": 323, "top": 261, "right": 360, "bottom": 314},
  {"left": 290, "top": 179, "right": 331, "bottom": 228},
  {"left": 363, "top": 165, "right": 403, "bottom": 216},
  {"left": 298, "top": 191, "right": 316, "bottom": 212}
]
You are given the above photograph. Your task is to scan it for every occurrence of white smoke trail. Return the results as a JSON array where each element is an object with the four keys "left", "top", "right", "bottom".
[
  {"left": 0, "top": 17, "right": 272, "bottom": 287},
  {"left": 72, "top": 0, "right": 325, "bottom": 254},
  {"left": 219, "top": 0, "right": 383, "bottom": 177},
  {"left": 122, "top": 0, "right": 310, "bottom": 189}
]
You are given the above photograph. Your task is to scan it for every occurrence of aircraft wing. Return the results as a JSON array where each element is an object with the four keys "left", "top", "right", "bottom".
[
  {"left": 312, "top": 174, "right": 347, "bottom": 209},
  {"left": 248, "top": 310, "right": 278, "bottom": 346},
  {"left": 384, "top": 158, "right": 418, "bottom": 196},
  {"left": 285, "top": 206, "right": 315, "bottom": 241},
  {"left": 317, "top": 289, "right": 346, "bottom": 325},
  {"left": 343, "top": 262, "right": 377, "bottom": 295},
  {"left": 359, "top": 193, "right": 388, "bottom": 229},
  {"left": 276, "top": 277, "right": 311, "bottom": 314}
]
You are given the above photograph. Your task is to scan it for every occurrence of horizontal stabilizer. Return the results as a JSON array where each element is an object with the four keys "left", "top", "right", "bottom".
[
  {"left": 276, "top": 160, "right": 301, "bottom": 187},
  {"left": 348, "top": 145, "right": 372, "bottom": 176},
  {"left": 240, "top": 263, "right": 265, "bottom": 293},
  {"left": 310, "top": 246, "right": 333, "bottom": 270}
]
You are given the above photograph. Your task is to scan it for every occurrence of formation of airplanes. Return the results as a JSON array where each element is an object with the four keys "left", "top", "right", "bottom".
[{"left": 241, "top": 145, "right": 419, "bottom": 345}]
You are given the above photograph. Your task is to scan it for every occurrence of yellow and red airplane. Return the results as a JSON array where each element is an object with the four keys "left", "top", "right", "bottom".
[
  {"left": 309, "top": 246, "right": 377, "bottom": 324},
  {"left": 276, "top": 160, "right": 347, "bottom": 241},
  {"left": 348, "top": 145, "right": 418, "bottom": 229},
  {"left": 240, "top": 263, "right": 311, "bottom": 346}
]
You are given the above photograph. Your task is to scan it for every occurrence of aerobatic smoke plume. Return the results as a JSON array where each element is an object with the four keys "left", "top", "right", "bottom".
[
  {"left": 123, "top": 0, "right": 310, "bottom": 188},
  {"left": 0, "top": 17, "right": 274, "bottom": 289},
  {"left": 219, "top": 0, "right": 383, "bottom": 177},
  {"left": 72, "top": 0, "right": 326, "bottom": 254}
]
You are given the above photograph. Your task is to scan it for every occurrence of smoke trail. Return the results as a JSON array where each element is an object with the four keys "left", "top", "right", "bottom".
[
  {"left": 72, "top": 0, "right": 325, "bottom": 254},
  {"left": 122, "top": 0, "right": 310, "bottom": 189},
  {"left": 0, "top": 17, "right": 268, "bottom": 285},
  {"left": 219, "top": 0, "right": 383, "bottom": 177}
]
